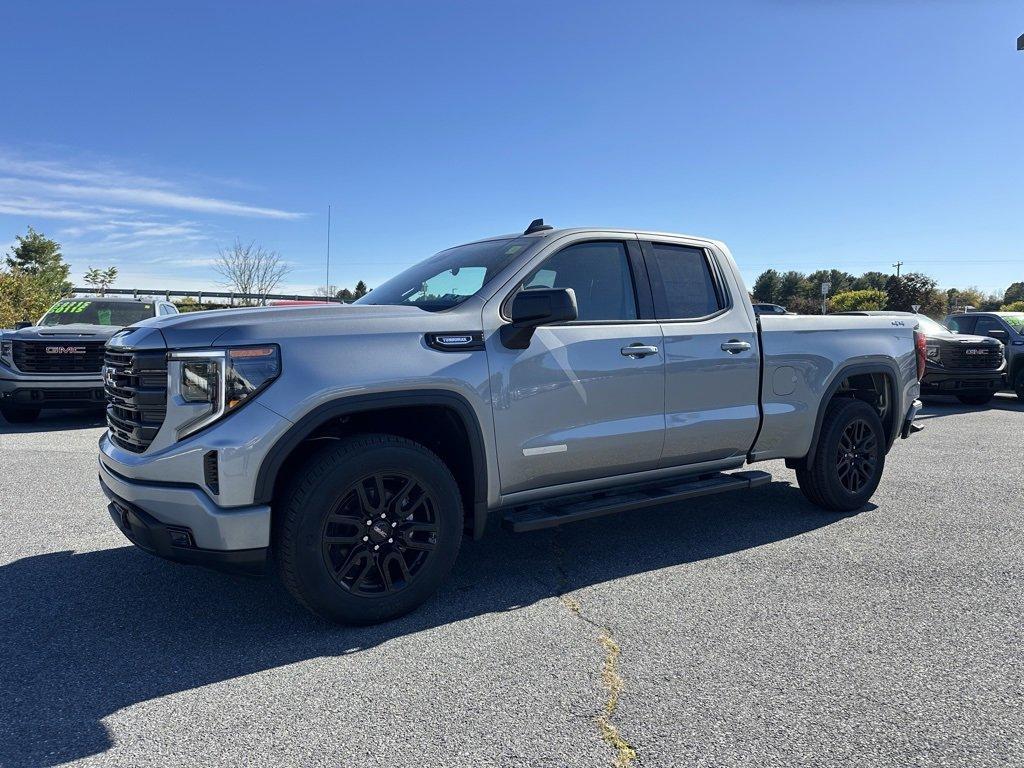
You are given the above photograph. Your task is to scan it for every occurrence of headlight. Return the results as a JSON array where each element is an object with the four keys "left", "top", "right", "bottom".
[
  {"left": 926, "top": 345, "right": 940, "bottom": 362},
  {"left": 0, "top": 340, "right": 11, "bottom": 365},
  {"left": 169, "top": 345, "right": 281, "bottom": 439}
]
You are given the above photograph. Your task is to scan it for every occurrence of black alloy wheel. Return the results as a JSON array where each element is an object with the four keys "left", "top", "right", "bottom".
[
  {"left": 835, "top": 418, "right": 879, "bottom": 494},
  {"left": 321, "top": 471, "right": 439, "bottom": 596}
]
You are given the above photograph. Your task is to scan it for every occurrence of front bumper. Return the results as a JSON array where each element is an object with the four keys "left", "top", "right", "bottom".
[
  {"left": 921, "top": 368, "right": 1004, "bottom": 395},
  {"left": 0, "top": 373, "right": 105, "bottom": 409},
  {"left": 99, "top": 458, "right": 270, "bottom": 573}
]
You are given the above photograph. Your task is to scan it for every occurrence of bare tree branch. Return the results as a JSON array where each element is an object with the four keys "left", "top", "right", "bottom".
[{"left": 213, "top": 239, "right": 293, "bottom": 304}]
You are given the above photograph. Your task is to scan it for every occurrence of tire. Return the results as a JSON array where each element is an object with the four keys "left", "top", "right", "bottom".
[
  {"left": 956, "top": 393, "right": 994, "bottom": 406},
  {"left": 0, "top": 405, "right": 41, "bottom": 424},
  {"left": 1015, "top": 371, "right": 1024, "bottom": 401},
  {"left": 796, "top": 398, "right": 886, "bottom": 512},
  {"left": 274, "top": 434, "right": 463, "bottom": 625}
]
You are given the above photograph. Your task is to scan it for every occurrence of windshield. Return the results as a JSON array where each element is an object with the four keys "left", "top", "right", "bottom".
[
  {"left": 914, "top": 316, "right": 950, "bottom": 335},
  {"left": 40, "top": 300, "right": 154, "bottom": 327},
  {"left": 355, "top": 237, "right": 535, "bottom": 311},
  {"left": 1003, "top": 314, "right": 1024, "bottom": 333}
]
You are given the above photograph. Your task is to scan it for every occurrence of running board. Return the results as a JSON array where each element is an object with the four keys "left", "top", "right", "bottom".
[{"left": 502, "top": 470, "right": 772, "bottom": 533}]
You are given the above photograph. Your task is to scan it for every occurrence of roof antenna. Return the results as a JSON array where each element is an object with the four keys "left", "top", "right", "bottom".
[{"left": 524, "top": 218, "right": 553, "bottom": 234}]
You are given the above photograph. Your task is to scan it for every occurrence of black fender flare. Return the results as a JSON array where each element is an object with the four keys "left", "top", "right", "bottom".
[
  {"left": 802, "top": 361, "right": 901, "bottom": 466},
  {"left": 254, "top": 389, "right": 489, "bottom": 536}
]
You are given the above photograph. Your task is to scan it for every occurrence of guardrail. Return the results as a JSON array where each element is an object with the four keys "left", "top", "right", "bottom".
[{"left": 70, "top": 288, "right": 346, "bottom": 305}]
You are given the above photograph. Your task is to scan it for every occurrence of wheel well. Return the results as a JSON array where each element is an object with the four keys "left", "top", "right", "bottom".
[
  {"left": 789, "top": 368, "right": 897, "bottom": 469},
  {"left": 269, "top": 404, "right": 481, "bottom": 533},
  {"left": 833, "top": 372, "right": 894, "bottom": 442}
]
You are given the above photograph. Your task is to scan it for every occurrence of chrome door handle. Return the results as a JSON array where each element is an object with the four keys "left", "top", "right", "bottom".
[
  {"left": 721, "top": 340, "right": 751, "bottom": 353},
  {"left": 621, "top": 343, "right": 659, "bottom": 358}
]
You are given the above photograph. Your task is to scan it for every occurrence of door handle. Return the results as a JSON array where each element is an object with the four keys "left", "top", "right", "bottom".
[
  {"left": 621, "top": 343, "right": 659, "bottom": 359},
  {"left": 721, "top": 340, "right": 751, "bottom": 354}
]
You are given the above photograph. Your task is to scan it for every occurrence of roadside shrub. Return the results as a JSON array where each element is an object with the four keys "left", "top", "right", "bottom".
[
  {"left": 1000, "top": 300, "right": 1024, "bottom": 312},
  {"left": 829, "top": 289, "right": 886, "bottom": 312}
]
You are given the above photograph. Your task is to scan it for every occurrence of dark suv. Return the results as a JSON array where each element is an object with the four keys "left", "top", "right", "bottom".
[
  {"left": 945, "top": 311, "right": 1024, "bottom": 400},
  {"left": 836, "top": 311, "right": 1005, "bottom": 405}
]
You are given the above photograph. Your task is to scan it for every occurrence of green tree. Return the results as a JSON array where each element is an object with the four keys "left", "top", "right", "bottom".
[
  {"left": 829, "top": 289, "right": 887, "bottom": 312},
  {"left": 752, "top": 269, "right": 782, "bottom": 304},
  {"left": 353, "top": 280, "right": 369, "bottom": 299},
  {"left": 1001, "top": 300, "right": 1024, "bottom": 312},
  {"left": 1003, "top": 282, "right": 1024, "bottom": 305},
  {"left": 0, "top": 269, "right": 54, "bottom": 328},
  {"left": 884, "top": 272, "right": 944, "bottom": 316},
  {"left": 83, "top": 266, "right": 118, "bottom": 294},
  {"left": 6, "top": 227, "right": 71, "bottom": 296},
  {"left": 852, "top": 271, "right": 888, "bottom": 291}
]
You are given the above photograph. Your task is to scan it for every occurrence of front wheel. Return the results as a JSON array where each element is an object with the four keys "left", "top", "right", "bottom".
[
  {"left": 274, "top": 434, "right": 463, "bottom": 625},
  {"left": 956, "top": 393, "right": 994, "bottom": 406},
  {"left": 0, "top": 405, "right": 41, "bottom": 424},
  {"left": 796, "top": 398, "right": 886, "bottom": 512}
]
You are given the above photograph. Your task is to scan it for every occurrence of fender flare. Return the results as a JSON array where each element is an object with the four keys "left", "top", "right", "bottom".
[
  {"left": 253, "top": 389, "right": 489, "bottom": 535},
  {"left": 803, "top": 361, "right": 902, "bottom": 466}
]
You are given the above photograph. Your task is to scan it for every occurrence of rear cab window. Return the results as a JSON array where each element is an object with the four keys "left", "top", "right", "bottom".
[{"left": 640, "top": 241, "right": 725, "bottom": 319}]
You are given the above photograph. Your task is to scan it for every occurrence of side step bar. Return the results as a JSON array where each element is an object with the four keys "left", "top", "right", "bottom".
[{"left": 502, "top": 470, "right": 772, "bottom": 533}]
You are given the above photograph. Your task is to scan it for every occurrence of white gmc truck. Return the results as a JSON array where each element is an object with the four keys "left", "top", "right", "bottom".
[{"left": 98, "top": 222, "right": 924, "bottom": 624}]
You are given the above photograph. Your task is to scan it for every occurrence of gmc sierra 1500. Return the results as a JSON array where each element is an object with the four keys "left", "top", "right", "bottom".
[{"left": 98, "top": 222, "right": 923, "bottom": 624}]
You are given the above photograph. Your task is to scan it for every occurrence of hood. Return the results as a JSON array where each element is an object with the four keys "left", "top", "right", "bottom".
[
  {"left": 128, "top": 303, "right": 455, "bottom": 349},
  {"left": 3, "top": 323, "right": 126, "bottom": 341},
  {"left": 926, "top": 331, "right": 1001, "bottom": 346}
]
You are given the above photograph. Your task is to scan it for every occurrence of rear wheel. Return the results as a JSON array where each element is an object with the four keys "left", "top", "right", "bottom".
[
  {"left": 796, "top": 398, "right": 885, "bottom": 512},
  {"left": 0, "top": 405, "right": 41, "bottom": 424},
  {"left": 956, "top": 393, "right": 994, "bottom": 406},
  {"left": 275, "top": 434, "right": 463, "bottom": 625}
]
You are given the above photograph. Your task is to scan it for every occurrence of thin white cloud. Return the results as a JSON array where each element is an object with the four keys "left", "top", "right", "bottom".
[
  {"left": 0, "top": 177, "right": 303, "bottom": 220},
  {"left": 0, "top": 148, "right": 307, "bottom": 290}
]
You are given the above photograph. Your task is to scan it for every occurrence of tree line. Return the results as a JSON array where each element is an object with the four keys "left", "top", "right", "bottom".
[
  {"left": 0, "top": 227, "right": 372, "bottom": 326},
  {"left": 752, "top": 268, "right": 1024, "bottom": 316}
]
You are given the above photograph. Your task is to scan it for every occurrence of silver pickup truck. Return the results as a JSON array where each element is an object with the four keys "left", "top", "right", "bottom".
[{"left": 98, "top": 222, "right": 924, "bottom": 624}]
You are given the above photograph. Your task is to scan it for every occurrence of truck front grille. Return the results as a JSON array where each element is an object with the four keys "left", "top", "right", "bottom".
[
  {"left": 940, "top": 343, "right": 1004, "bottom": 370},
  {"left": 104, "top": 349, "right": 168, "bottom": 453},
  {"left": 13, "top": 340, "right": 106, "bottom": 373}
]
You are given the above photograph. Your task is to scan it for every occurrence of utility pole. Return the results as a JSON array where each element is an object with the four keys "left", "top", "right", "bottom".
[
  {"left": 892, "top": 261, "right": 903, "bottom": 278},
  {"left": 326, "top": 204, "right": 332, "bottom": 300}
]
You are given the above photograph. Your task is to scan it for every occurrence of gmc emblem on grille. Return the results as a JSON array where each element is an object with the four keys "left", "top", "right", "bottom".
[
  {"left": 964, "top": 349, "right": 984, "bottom": 355},
  {"left": 45, "top": 346, "right": 87, "bottom": 355}
]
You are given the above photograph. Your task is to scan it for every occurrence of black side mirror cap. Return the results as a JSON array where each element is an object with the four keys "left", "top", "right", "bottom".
[
  {"left": 14, "top": 321, "right": 31, "bottom": 330},
  {"left": 987, "top": 329, "right": 1009, "bottom": 342},
  {"left": 501, "top": 287, "right": 578, "bottom": 349}
]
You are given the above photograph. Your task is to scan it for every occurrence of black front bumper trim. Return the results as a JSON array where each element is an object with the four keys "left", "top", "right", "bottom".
[{"left": 100, "top": 477, "right": 266, "bottom": 575}]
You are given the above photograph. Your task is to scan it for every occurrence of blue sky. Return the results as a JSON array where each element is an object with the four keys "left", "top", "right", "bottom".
[{"left": 1, "top": 1, "right": 1021, "bottom": 296}]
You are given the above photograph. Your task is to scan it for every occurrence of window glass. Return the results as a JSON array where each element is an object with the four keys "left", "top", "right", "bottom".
[
  {"left": 645, "top": 243, "right": 722, "bottom": 319},
  {"left": 357, "top": 237, "right": 534, "bottom": 311},
  {"left": 946, "top": 316, "right": 974, "bottom": 334},
  {"left": 1003, "top": 314, "right": 1024, "bottom": 333},
  {"left": 973, "top": 316, "right": 1006, "bottom": 337},
  {"left": 40, "top": 300, "right": 154, "bottom": 327},
  {"left": 522, "top": 242, "right": 637, "bottom": 322}
]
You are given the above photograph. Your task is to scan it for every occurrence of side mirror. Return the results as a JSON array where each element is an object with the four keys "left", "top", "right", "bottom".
[
  {"left": 501, "top": 287, "right": 578, "bottom": 349},
  {"left": 987, "top": 328, "right": 1009, "bottom": 343},
  {"left": 14, "top": 321, "right": 31, "bottom": 330}
]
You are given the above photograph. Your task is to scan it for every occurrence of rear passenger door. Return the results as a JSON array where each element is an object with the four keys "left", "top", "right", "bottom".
[{"left": 641, "top": 239, "right": 761, "bottom": 467}]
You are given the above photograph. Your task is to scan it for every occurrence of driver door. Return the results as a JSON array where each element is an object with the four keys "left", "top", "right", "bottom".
[{"left": 484, "top": 238, "right": 666, "bottom": 495}]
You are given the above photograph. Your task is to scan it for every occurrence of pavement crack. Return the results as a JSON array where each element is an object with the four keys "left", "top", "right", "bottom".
[{"left": 550, "top": 529, "right": 637, "bottom": 768}]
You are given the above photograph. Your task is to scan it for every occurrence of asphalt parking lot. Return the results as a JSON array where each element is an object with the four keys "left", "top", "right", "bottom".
[{"left": 1, "top": 396, "right": 1022, "bottom": 768}]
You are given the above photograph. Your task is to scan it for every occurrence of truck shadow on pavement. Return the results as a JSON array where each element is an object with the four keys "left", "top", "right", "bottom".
[
  {"left": 0, "top": 409, "right": 106, "bottom": 434},
  {"left": 0, "top": 480, "right": 854, "bottom": 767}
]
